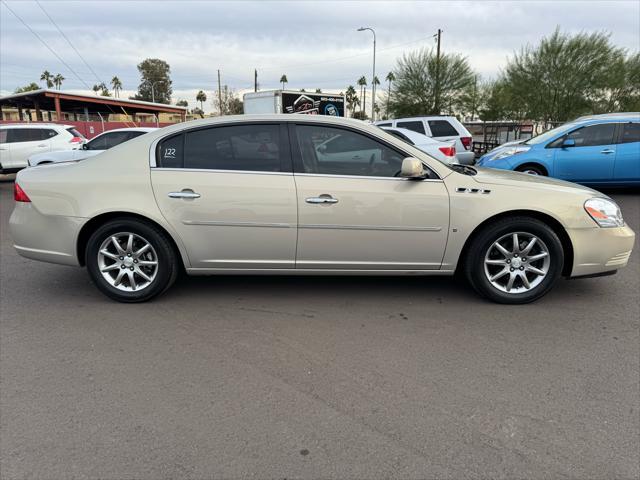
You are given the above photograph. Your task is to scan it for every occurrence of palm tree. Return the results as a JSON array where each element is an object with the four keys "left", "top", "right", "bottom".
[
  {"left": 371, "top": 76, "right": 380, "bottom": 120},
  {"left": 53, "top": 73, "right": 65, "bottom": 90},
  {"left": 196, "top": 90, "right": 207, "bottom": 111},
  {"left": 345, "top": 85, "right": 357, "bottom": 116},
  {"left": 40, "top": 70, "right": 53, "bottom": 88},
  {"left": 385, "top": 71, "right": 395, "bottom": 117},
  {"left": 280, "top": 74, "right": 288, "bottom": 90},
  {"left": 111, "top": 76, "right": 122, "bottom": 98},
  {"left": 99, "top": 82, "right": 110, "bottom": 96},
  {"left": 92, "top": 83, "right": 101, "bottom": 95},
  {"left": 315, "top": 88, "right": 322, "bottom": 93},
  {"left": 357, "top": 76, "right": 367, "bottom": 114}
]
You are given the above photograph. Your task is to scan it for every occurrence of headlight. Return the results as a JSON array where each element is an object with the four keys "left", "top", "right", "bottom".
[
  {"left": 584, "top": 198, "right": 625, "bottom": 227},
  {"left": 491, "top": 146, "right": 531, "bottom": 161}
]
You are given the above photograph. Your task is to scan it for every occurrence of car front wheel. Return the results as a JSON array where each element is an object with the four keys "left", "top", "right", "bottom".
[
  {"left": 86, "top": 218, "right": 179, "bottom": 302},
  {"left": 465, "top": 217, "right": 564, "bottom": 304}
]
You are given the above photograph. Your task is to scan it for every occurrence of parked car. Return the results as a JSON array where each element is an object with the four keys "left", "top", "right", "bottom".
[
  {"left": 29, "top": 127, "right": 156, "bottom": 166},
  {"left": 375, "top": 116, "right": 475, "bottom": 164},
  {"left": 0, "top": 123, "right": 85, "bottom": 173},
  {"left": 10, "top": 115, "right": 634, "bottom": 304},
  {"left": 476, "top": 113, "right": 640, "bottom": 186},
  {"left": 379, "top": 126, "right": 457, "bottom": 164}
]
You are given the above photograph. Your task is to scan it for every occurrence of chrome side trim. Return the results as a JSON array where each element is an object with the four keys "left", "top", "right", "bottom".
[
  {"left": 182, "top": 220, "right": 293, "bottom": 228},
  {"left": 299, "top": 224, "right": 442, "bottom": 232},
  {"left": 14, "top": 245, "right": 73, "bottom": 257},
  {"left": 294, "top": 172, "right": 443, "bottom": 182},
  {"left": 153, "top": 167, "right": 293, "bottom": 176}
]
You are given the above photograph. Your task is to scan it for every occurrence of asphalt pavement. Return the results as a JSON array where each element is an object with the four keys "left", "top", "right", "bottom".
[{"left": 1, "top": 179, "right": 638, "bottom": 479}]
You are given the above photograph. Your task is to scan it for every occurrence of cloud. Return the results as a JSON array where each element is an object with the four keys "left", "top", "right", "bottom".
[{"left": 2, "top": 0, "right": 639, "bottom": 113}]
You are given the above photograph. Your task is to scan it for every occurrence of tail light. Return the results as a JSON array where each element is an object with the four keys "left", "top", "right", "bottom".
[
  {"left": 460, "top": 137, "right": 472, "bottom": 150},
  {"left": 69, "top": 136, "right": 84, "bottom": 143},
  {"left": 14, "top": 183, "right": 31, "bottom": 202},
  {"left": 438, "top": 146, "right": 456, "bottom": 157}
]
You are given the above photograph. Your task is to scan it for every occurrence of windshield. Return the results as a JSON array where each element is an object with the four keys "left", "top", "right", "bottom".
[{"left": 524, "top": 123, "right": 577, "bottom": 145}]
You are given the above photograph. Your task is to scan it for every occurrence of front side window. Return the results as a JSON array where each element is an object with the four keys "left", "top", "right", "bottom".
[
  {"left": 103, "top": 131, "right": 134, "bottom": 149},
  {"left": 427, "top": 120, "right": 459, "bottom": 137},
  {"left": 156, "top": 124, "right": 282, "bottom": 172},
  {"left": 620, "top": 122, "right": 640, "bottom": 144},
  {"left": 397, "top": 121, "right": 426, "bottom": 135},
  {"left": 552, "top": 123, "right": 616, "bottom": 147},
  {"left": 295, "top": 124, "right": 406, "bottom": 177}
]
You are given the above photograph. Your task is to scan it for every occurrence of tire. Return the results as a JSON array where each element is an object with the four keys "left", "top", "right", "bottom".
[
  {"left": 516, "top": 164, "right": 546, "bottom": 176},
  {"left": 86, "top": 218, "right": 179, "bottom": 302},
  {"left": 464, "top": 216, "right": 564, "bottom": 304}
]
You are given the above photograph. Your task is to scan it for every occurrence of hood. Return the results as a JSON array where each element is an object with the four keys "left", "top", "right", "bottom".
[{"left": 472, "top": 167, "right": 599, "bottom": 195}]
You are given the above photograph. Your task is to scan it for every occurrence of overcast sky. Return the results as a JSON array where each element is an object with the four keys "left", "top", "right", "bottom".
[{"left": 1, "top": 0, "right": 639, "bottom": 112}]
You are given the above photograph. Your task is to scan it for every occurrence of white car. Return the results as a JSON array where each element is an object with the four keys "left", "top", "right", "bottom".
[
  {"left": 28, "top": 127, "right": 156, "bottom": 166},
  {"left": 375, "top": 116, "right": 475, "bottom": 165},
  {"left": 380, "top": 126, "right": 457, "bottom": 164},
  {"left": 0, "top": 123, "right": 85, "bottom": 173}
]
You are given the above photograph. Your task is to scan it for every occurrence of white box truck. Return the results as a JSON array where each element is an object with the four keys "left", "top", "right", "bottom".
[{"left": 243, "top": 90, "right": 345, "bottom": 117}]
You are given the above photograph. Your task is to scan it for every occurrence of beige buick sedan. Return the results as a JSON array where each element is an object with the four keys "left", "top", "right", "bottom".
[{"left": 9, "top": 115, "right": 635, "bottom": 304}]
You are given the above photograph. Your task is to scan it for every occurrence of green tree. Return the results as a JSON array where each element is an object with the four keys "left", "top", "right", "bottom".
[
  {"left": 191, "top": 107, "right": 204, "bottom": 118},
  {"left": 40, "top": 70, "right": 53, "bottom": 88},
  {"left": 315, "top": 88, "right": 322, "bottom": 93},
  {"left": 213, "top": 85, "right": 242, "bottom": 115},
  {"left": 132, "top": 58, "right": 173, "bottom": 104},
  {"left": 53, "top": 73, "right": 65, "bottom": 90},
  {"left": 14, "top": 82, "right": 40, "bottom": 93},
  {"left": 111, "top": 76, "right": 123, "bottom": 98},
  {"left": 385, "top": 71, "right": 395, "bottom": 117},
  {"left": 502, "top": 28, "right": 624, "bottom": 122},
  {"left": 345, "top": 85, "right": 357, "bottom": 116},
  {"left": 388, "top": 48, "right": 475, "bottom": 117},
  {"left": 280, "top": 74, "right": 288, "bottom": 90},
  {"left": 176, "top": 99, "right": 188, "bottom": 107},
  {"left": 92, "top": 83, "right": 101, "bottom": 95},
  {"left": 196, "top": 90, "right": 207, "bottom": 111},
  {"left": 357, "top": 76, "right": 367, "bottom": 114},
  {"left": 590, "top": 52, "right": 640, "bottom": 113}
]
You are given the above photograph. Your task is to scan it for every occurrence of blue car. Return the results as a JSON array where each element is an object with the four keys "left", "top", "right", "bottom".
[{"left": 476, "top": 113, "right": 640, "bottom": 186}]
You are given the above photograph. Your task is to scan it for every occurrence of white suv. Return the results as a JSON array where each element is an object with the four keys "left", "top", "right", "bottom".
[
  {"left": 375, "top": 116, "right": 475, "bottom": 164},
  {"left": 0, "top": 124, "right": 85, "bottom": 173}
]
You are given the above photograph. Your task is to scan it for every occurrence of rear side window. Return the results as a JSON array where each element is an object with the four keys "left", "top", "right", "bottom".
[
  {"left": 6, "top": 128, "right": 42, "bottom": 143},
  {"left": 620, "top": 123, "right": 640, "bottom": 144},
  {"left": 157, "top": 124, "right": 282, "bottom": 172},
  {"left": 40, "top": 129, "right": 58, "bottom": 140},
  {"left": 66, "top": 128, "right": 84, "bottom": 138},
  {"left": 427, "top": 120, "right": 459, "bottom": 137},
  {"left": 0, "top": 130, "right": 6, "bottom": 143},
  {"left": 397, "top": 121, "right": 426, "bottom": 135}
]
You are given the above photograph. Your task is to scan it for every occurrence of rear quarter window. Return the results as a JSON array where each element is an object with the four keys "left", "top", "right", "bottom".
[
  {"left": 157, "top": 133, "right": 184, "bottom": 168},
  {"left": 427, "top": 120, "right": 459, "bottom": 137}
]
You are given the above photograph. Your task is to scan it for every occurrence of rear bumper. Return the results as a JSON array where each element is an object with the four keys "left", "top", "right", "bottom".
[
  {"left": 9, "top": 202, "right": 84, "bottom": 266},
  {"left": 568, "top": 224, "right": 635, "bottom": 277}
]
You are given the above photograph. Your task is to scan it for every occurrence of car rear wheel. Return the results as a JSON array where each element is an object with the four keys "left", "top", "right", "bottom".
[
  {"left": 465, "top": 217, "right": 564, "bottom": 304},
  {"left": 86, "top": 218, "right": 179, "bottom": 302}
]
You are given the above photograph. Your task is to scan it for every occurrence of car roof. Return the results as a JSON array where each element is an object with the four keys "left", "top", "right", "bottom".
[
  {"left": 0, "top": 123, "right": 75, "bottom": 129},
  {"left": 574, "top": 112, "right": 640, "bottom": 123},
  {"left": 93, "top": 127, "right": 157, "bottom": 135}
]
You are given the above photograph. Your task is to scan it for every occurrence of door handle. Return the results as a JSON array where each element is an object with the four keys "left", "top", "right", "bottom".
[
  {"left": 168, "top": 189, "right": 201, "bottom": 199},
  {"left": 600, "top": 149, "right": 615, "bottom": 154},
  {"left": 37, "top": 144, "right": 47, "bottom": 148},
  {"left": 306, "top": 195, "right": 338, "bottom": 204}
]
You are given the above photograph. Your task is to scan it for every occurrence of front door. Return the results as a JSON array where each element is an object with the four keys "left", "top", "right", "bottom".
[
  {"left": 151, "top": 123, "right": 297, "bottom": 270},
  {"left": 614, "top": 122, "right": 640, "bottom": 183},
  {"left": 553, "top": 123, "right": 617, "bottom": 182},
  {"left": 291, "top": 124, "right": 449, "bottom": 270}
]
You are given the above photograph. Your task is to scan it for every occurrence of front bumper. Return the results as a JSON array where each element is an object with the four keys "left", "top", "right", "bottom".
[
  {"left": 9, "top": 202, "right": 85, "bottom": 266},
  {"left": 568, "top": 224, "right": 635, "bottom": 277}
]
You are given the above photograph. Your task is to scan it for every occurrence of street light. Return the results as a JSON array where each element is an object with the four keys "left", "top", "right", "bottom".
[
  {"left": 357, "top": 26, "right": 376, "bottom": 120},
  {"left": 144, "top": 80, "right": 165, "bottom": 103}
]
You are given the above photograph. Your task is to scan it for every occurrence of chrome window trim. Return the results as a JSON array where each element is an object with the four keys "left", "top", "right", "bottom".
[
  {"left": 299, "top": 224, "right": 442, "bottom": 232},
  {"left": 152, "top": 167, "right": 293, "bottom": 176},
  {"left": 293, "top": 172, "right": 444, "bottom": 182}
]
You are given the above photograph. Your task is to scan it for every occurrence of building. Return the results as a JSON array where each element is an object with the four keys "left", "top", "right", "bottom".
[{"left": 0, "top": 89, "right": 191, "bottom": 138}]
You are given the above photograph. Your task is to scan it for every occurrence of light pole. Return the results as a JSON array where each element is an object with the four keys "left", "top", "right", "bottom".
[
  {"left": 145, "top": 80, "right": 165, "bottom": 103},
  {"left": 357, "top": 27, "right": 376, "bottom": 120}
]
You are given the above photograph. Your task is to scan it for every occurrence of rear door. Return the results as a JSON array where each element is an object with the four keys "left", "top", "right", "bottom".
[
  {"left": 291, "top": 123, "right": 449, "bottom": 270},
  {"left": 5, "top": 128, "right": 50, "bottom": 168},
  {"left": 614, "top": 122, "right": 640, "bottom": 183},
  {"left": 150, "top": 123, "right": 297, "bottom": 270},
  {"left": 552, "top": 123, "right": 616, "bottom": 182}
]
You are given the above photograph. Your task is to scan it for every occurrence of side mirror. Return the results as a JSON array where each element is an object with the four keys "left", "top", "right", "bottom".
[
  {"left": 82, "top": 143, "right": 88, "bottom": 150},
  {"left": 317, "top": 144, "right": 327, "bottom": 153},
  {"left": 562, "top": 138, "right": 576, "bottom": 148},
  {"left": 400, "top": 157, "right": 426, "bottom": 179}
]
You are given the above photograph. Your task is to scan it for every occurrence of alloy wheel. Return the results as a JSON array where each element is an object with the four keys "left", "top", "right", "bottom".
[{"left": 97, "top": 232, "right": 158, "bottom": 292}]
